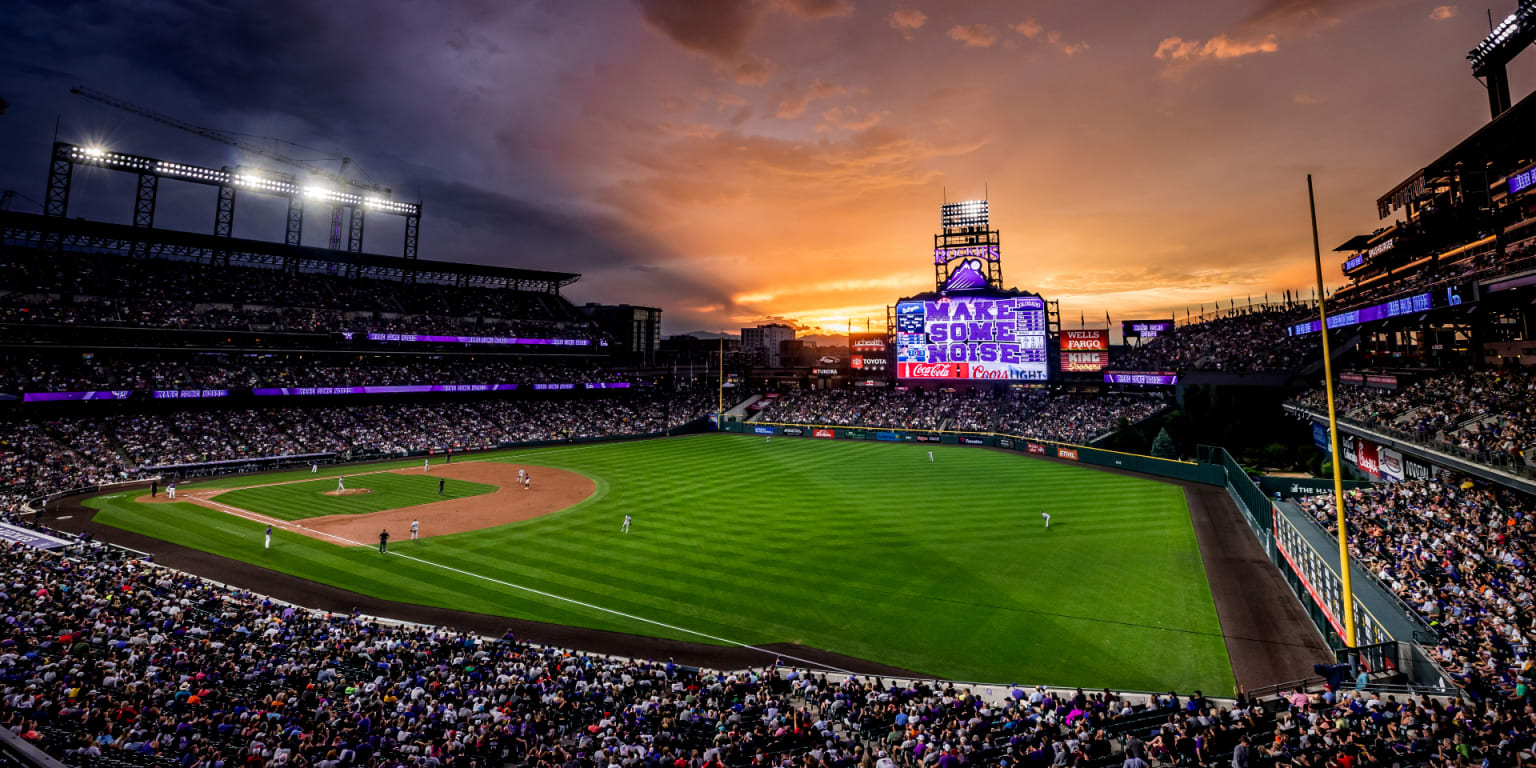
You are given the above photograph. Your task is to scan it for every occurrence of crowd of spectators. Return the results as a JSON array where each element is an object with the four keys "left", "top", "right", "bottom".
[
  {"left": 0, "top": 249, "right": 603, "bottom": 339},
  {"left": 1292, "top": 368, "right": 1536, "bottom": 468},
  {"left": 1, "top": 535, "right": 1532, "bottom": 768},
  {"left": 1117, "top": 308, "right": 1316, "bottom": 374},
  {"left": 1298, "top": 476, "right": 1535, "bottom": 703},
  {"left": 0, "top": 357, "right": 618, "bottom": 395},
  {"left": 753, "top": 389, "right": 1165, "bottom": 444},
  {"left": 0, "top": 391, "right": 717, "bottom": 514}
]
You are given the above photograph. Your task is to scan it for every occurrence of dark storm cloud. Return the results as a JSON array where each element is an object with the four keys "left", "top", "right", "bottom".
[{"left": 634, "top": 0, "right": 760, "bottom": 60}]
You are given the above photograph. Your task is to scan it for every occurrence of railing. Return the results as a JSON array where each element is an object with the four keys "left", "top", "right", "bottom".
[{"left": 1287, "top": 402, "right": 1536, "bottom": 481}]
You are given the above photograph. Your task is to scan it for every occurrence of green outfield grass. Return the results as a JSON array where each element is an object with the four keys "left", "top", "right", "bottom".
[
  {"left": 212, "top": 472, "right": 497, "bottom": 521},
  {"left": 85, "top": 434, "right": 1234, "bottom": 691}
]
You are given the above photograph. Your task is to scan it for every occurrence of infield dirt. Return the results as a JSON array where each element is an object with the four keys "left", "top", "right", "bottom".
[{"left": 136, "top": 462, "right": 594, "bottom": 544}]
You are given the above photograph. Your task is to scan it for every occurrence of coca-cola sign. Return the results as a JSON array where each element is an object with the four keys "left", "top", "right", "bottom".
[{"left": 898, "top": 362, "right": 968, "bottom": 378}]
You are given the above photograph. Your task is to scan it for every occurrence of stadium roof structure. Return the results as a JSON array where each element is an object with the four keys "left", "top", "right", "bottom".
[
  {"left": 1, "top": 211, "right": 581, "bottom": 292},
  {"left": 1333, "top": 234, "right": 1376, "bottom": 252},
  {"left": 1377, "top": 84, "right": 1536, "bottom": 218}
]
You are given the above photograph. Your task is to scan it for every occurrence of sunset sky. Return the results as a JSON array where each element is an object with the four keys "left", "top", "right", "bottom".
[{"left": 4, "top": 0, "right": 1535, "bottom": 337}]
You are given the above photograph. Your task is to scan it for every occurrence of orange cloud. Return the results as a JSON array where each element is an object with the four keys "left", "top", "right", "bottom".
[
  {"left": 819, "top": 105, "right": 885, "bottom": 131},
  {"left": 1429, "top": 5, "right": 1458, "bottom": 20},
  {"left": 947, "top": 24, "right": 999, "bottom": 48},
  {"left": 775, "top": 79, "right": 847, "bottom": 119},
  {"left": 1154, "top": 33, "right": 1279, "bottom": 62},
  {"left": 732, "top": 55, "right": 775, "bottom": 85},
  {"left": 887, "top": 8, "right": 927, "bottom": 38},
  {"left": 1010, "top": 18, "right": 1042, "bottom": 38}
]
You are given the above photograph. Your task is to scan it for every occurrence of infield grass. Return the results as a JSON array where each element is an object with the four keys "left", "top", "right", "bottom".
[
  {"left": 212, "top": 472, "right": 496, "bottom": 521},
  {"left": 85, "top": 434, "right": 1234, "bottom": 692}
]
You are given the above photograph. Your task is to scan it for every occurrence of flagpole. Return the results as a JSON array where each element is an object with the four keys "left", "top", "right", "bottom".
[{"left": 1308, "top": 174, "right": 1355, "bottom": 649}]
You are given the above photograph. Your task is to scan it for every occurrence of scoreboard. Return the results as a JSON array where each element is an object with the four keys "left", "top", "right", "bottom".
[{"left": 895, "top": 296, "right": 1049, "bottom": 380}]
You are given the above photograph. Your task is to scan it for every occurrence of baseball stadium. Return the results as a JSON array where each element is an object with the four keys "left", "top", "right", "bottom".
[{"left": 2, "top": 4, "right": 1536, "bottom": 768}]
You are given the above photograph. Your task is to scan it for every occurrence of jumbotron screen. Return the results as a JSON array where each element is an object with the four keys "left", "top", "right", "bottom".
[{"left": 895, "top": 296, "right": 1048, "bottom": 380}]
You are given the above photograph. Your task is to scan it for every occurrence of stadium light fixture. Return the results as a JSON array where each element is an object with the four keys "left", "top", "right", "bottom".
[{"left": 82, "top": 146, "right": 105, "bottom": 158}]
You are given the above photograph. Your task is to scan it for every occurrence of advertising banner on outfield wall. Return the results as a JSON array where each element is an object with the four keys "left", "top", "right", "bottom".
[
  {"left": 1058, "top": 448, "right": 1079, "bottom": 460},
  {"left": 754, "top": 426, "right": 775, "bottom": 435},
  {"left": 813, "top": 429, "right": 835, "bottom": 438},
  {"left": 998, "top": 437, "right": 1014, "bottom": 449},
  {"left": 876, "top": 431, "right": 901, "bottom": 442},
  {"left": 1404, "top": 456, "right": 1431, "bottom": 481},
  {"left": 1341, "top": 434, "right": 1357, "bottom": 465},
  {"left": 781, "top": 427, "right": 805, "bottom": 436},
  {"left": 1026, "top": 443, "right": 1046, "bottom": 454},
  {"left": 1356, "top": 440, "right": 1380, "bottom": 478},
  {"left": 1378, "top": 447, "right": 1404, "bottom": 481},
  {"left": 844, "top": 430, "right": 867, "bottom": 439},
  {"left": 960, "top": 436, "right": 987, "bottom": 445}
]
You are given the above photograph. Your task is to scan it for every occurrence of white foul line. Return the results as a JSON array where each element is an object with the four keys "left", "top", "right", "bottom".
[{"left": 189, "top": 493, "right": 856, "bottom": 675}]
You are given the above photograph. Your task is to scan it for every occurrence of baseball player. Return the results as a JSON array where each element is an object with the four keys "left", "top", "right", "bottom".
[
  {"left": 928, "top": 451, "right": 934, "bottom": 462},
  {"left": 410, "top": 519, "right": 420, "bottom": 540},
  {"left": 1042, "top": 512, "right": 1051, "bottom": 529},
  {"left": 337, "top": 476, "right": 346, "bottom": 493},
  {"left": 518, "top": 468, "right": 526, "bottom": 484},
  {"left": 265, "top": 524, "right": 273, "bottom": 550},
  {"left": 378, "top": 529, "right": 390, "bottom": 554},
  {"left": 311, "top": 462, "right": 318, "bottom": 474},
  {"left": 424, "top": 458, "right": 431, "bottom": 472},
  {"left": 151, "top": 480, "right": 158, "bottom": 498},
  {"left": 622, "top": 514, "right": 631, "bottom": 534},
  {"left": 765, "top": 435, "right": 771, "bottom": 444},
  {"left": 167, "top": 481, "right": 176, "bottom": 500},
  {"left": 524, "top": 474, "right": 531, "bottom": 491}
]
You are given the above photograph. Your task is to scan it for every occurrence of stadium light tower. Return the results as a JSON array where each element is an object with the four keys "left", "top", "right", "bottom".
[{"left": 1468, "top": 0, "right": 1536, "bottom": 117}]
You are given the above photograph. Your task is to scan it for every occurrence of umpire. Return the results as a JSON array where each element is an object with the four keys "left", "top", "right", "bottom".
[{"left": 378, "top": 529, "right": 390, "bottom": 554}]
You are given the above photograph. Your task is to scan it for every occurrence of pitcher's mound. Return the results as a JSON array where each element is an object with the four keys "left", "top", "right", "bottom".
[{"left": 323, "top": 488, "right": 373, "bottom": 497}]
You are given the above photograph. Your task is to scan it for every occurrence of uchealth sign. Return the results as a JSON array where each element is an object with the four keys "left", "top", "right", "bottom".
[
  {"left": 1057, "top": 448, "right": 1079, "bottom": 460},
  {"left": 813, "top": 429, "right": 834, "bottom": 438}
]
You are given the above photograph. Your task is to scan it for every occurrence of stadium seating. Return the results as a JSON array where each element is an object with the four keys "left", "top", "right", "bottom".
[
  {"left": 0, "top": 391, "right": 717, "bottom": 516},
  {"left": 1116, "top": 307, "right": 1316, "bottom": 374},
  {"left": 753, "top": 389, "right": 1166, "bottom": 444},
  {"left": 0, "top": 249, "right": 602, "bottom": 339},
  {"left": 1291, "top": 369, "right": 1536, "bottom": 471}
]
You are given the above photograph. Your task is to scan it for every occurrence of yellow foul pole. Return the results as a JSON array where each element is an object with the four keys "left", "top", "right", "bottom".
[
  {"left": 717, "top": 332, "right": 724, "bottom": 425},
  {"left": 1308, "top": 174, "right": 1356, "bottom": 648}
]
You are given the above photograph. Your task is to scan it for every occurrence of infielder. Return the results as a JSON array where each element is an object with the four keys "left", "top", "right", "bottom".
[
  {"left": 1042, "top": 512, "right": 1051, "bottom": 529},
  {"left": 311, "top": 462, "right": 318, "bottom": 474},
  {"left": 518, "top": 468, "right": 526, "bottom": 484},
  {"left": 524, "top": 474, "right": 531, "bottom": 491},
  {"left": 265, "top": 524, "right": 273, "bottom": 550},
  {"left": 410, "top": 519, "right": 420, "bottom": 540},
  {"left": 424, "top": 458, "right": 430, "bottom": 472},
  {"left": 167, "top": 481, "right": 176, "bottom": 500},
  {"left": 337, "top": 476, "right": 346, "bottom": 493},
  {"left": 622, "top": 514, "right": 631, "bottom": 534}
]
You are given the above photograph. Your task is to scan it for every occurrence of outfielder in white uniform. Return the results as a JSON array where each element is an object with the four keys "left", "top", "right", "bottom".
[
  {"left": 1042, "top": 512, "right": 1051, "bottom": 529},
  {"left": 265, "top": 525, "right": 272, "bottom": 550},
  {"left": 410, "top": 519, "right": 420, "bottom": 540},
  {"left": 928, "top": 451, "right": 934, "bottom": 462},
  {"left": 622, "top": 514, "right": 631, "bottom": 534},
  {"left": 337, "top": 476, "right": 346, "bottom": 493}
]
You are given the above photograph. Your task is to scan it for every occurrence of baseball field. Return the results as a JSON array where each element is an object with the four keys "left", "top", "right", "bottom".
[{"left": 82, "top": 433, "right": 1236, "bottom": 692}]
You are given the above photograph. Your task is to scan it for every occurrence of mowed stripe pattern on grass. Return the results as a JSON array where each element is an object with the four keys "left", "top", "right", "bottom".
[
  {"left": 88, "top": 435, "right": 1234, "bottom": 692},
  {"left": 213, "top": 472, "right": 497, "bottom": 521}
]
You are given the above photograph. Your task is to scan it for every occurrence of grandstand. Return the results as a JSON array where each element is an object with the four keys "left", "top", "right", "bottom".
[{"left": 5, "top": 7, "right": 1536, "bottom": 768}]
